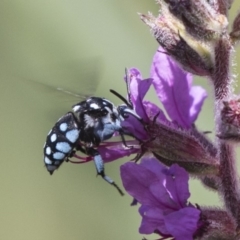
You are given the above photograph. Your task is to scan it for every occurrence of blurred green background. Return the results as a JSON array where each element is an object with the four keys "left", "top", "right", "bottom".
[{"left": 0, "top": 1, "right": 240, "bottom": 240}]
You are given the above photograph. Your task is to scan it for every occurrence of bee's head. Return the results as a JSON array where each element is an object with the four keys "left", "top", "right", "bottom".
[
  {"left": 116, "top": 104, "right": 141, "bottom": 122},
  {"left": 109, "top": 89, "right": 142, "bottom": 122}
]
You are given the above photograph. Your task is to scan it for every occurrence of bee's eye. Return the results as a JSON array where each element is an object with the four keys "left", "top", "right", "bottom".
[
  {"left": 111, "top": 113, "right": 117, "bottom": 121},
  {"left": 102, "top": 109, "right": 109, "bottom": 116}
]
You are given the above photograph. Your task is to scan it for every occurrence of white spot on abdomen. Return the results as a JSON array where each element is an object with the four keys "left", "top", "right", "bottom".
[
  {"left": 50, "top": 133, "right": 57, "bottom": 142},
  {"left": 53, "top": 152, "right": 65, "bottom": 160},
  {"left": 44, "top": 157, "right": 52, "bottom": 164},
  {"left": 59, "top": 123, "right": 68, "bottom": 132},
  {"left": 46, "top": 147, "right": 51, "bottom": 155},
  {"left": 56, "top": 142, "right": 71, "bottom": 153},
  {"left": 66, "top": 129, "right": 79, "bottom": 143}
]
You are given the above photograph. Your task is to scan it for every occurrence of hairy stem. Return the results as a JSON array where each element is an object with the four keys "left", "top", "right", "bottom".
[
  {"left": 213, "top": 38, "right": 231, "bottom": 99},
  {"left": 212, "top": 35, "right": 240, "bottom": 229},
  {"left": 219, "top": 143, "right": 240, "bottom": 224}
]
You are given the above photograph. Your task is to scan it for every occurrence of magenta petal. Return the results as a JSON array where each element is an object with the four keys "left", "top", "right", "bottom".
[
  {"left": 140, "top": 157, "right": 167, "bottom": 182},
  {"left": 150, "top": 47, "right": 206, "bottom": 128},
  {"left": 120, "top": 158, "right": 200, "bottom": 239},
  {"left": 139, "top": 205, "right": 150, "bottom": 217},
  {"left": 135, "top": 78, "right": 153, "bottom": 121},
  {"left": 149, "top": 182, "right": 179, "bottom": 212},
  {"left": 127, "top": 68, "right": 152, "bottom": 105},
  {"left": 143, "top": 101, "right": 168, "bottom": 122},
  {"left": 97, "top": 146, "right": 138, "bottom": 163},
  {"left": 165, "top": 207, "right": 200, "bottom": 240},
  {"left": 127, "top": 68, "right": 153, "bottom": 122},
  {"left": 127, "top": 68, "right": 142, "bottom": 104},
  {"left": 139, "top": 206, "right": 166, "bottom": 234},
  {"left": 150, "top": 48, "right": 192, "bottom": 127},
  {"left": 189, "top": 86, "right": 207, "bottom": 123},
  {"left": 120, "top": 162, "right": 160, "bottom": 206},
  {"left": 165, "top": 164, "right": 190, "bottom": 208},
  {"left": 121, "top": 116, "right": 148, "bottom": 140}
]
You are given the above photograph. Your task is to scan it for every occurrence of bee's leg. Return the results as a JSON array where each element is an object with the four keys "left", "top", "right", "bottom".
[
  {"left": 87, "top": 147, "right": 124, "bottom": 196},
  {"left": 66, "top": 144, "right": 87, "bottom": 162},
  {"left": 66, "top": 150, "right": 75, "bottom": 162},
  {"left": 119, "top": 130, "right": 133, "bottom": 149},
  {"left": 76, "top": 144, "right": 87, "bottom": 154}
]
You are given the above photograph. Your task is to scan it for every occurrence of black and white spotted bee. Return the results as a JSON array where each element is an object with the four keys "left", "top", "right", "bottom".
[{"left": 43, "top": 85, "right": 142, "bottom": 195}]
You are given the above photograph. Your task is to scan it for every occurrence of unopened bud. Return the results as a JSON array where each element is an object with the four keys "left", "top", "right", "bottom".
[
  {"left": 230, "top": 12, "right": 240, "bottom": 43},
  {"left": 162, "top": 0, "right": 228, "bottom": 40},
  {"left": 145, "top": 120, "right": 219, "bottom": 177},
  {"left": 140, "top": 9, "right": 215, "bottom": 76},
  {"left": 201, "top": 176, "right": 220, "bottom": 191},
  {"left": 218, "top": 98, "right": 240, "bottom": 141},
  {"left": 197, "top": 208, "right": 236, "bottom": 239}
]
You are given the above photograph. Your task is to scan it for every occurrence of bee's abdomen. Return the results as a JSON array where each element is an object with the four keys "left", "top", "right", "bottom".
[{"left": 43, "top": 112, "right": 80, "bottom": 174}]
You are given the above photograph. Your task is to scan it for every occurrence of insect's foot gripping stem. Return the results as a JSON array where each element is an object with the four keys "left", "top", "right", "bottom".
[{"left": 90, "top": 149, "right": 124, "bottom": 196}]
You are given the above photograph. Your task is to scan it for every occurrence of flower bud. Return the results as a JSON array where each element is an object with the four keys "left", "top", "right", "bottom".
[
  {"left": 140, "top": 4, "right": 215, "bottom": 76},
  {"left": 201, "top": 176, "right": 220, "bottom": 191},
  {"left": 162, "top": 0, "right": 228, "bottom": 39},
  {"left": 230, "top": 12, "right": 240, "bottom": 43},
  {"left": 218, "top": 98, "right": 240, "bottom": 142},
  {"left": 197, "top": 207, "right": 236, "bottom": 240},
  {"left": 144, "top": 120, "right": 219, "bottom": 177}
]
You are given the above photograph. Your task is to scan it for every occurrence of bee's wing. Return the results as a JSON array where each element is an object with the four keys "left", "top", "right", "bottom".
[
  {"left": 19, "top": 58, "right": 103, "bottom": 120},
  {"left": 20, "top": 57, "right": 102, "bottom": 102}
]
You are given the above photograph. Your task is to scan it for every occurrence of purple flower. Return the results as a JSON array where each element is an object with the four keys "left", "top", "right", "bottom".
[
  {"left": 120, "top": 158, "right": 201, "bottom": 240},
  {"left": 121, "top": 68, "right": 167, "bottom": 140},
  {"left": 121, "top": 68, "right": 152, "bottom": 140},
  {"left": 150, "top": 47, "right": 207, "bottom": 128},
  {"left": 123, "top": 49, "right": 207, "bottom": 141},
  {"left": 73, "top": 50, "right": 207, "bottom": 164}
]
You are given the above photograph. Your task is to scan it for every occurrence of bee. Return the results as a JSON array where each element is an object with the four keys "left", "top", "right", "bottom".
[{"left": 43, "top": 88, "right": 142, "bottom": 195}]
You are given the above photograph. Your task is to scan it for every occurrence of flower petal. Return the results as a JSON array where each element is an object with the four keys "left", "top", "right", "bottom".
[
  {"left": 150, "top": 47, "right": 206, "bottom": 128},
  {"left": 165, "top": 207, "right": 200, "bottom": 240},
  {"left": 120, "top": 162, "right": 161, "bottom": 206},
  {"left": 189, "top": 86, "right": 207, "bottom": 123},
  {"left": 143, "top": 100, "right": 168, "bottom": 122},
  {"left": 140, "top": 157, "right": 167, "bottom": 182},
  {"left": 126, "top": 68, "right": 142, "bottom": 104},
  {"left": 149, "top": 181, "right": 179, "bottom": 213},
  {"left": 97, "top": 145, "right": 139, "bottom": 163},
  {"left": 127, "top": 68, "right": 153, "bottom": 122},
  {"left": 121, "top": 116, "right": 148, "bottom": 140},
  {"left": 165, "top": 164, "right": 190, "bottom": 208},
  {"left": 136, "top": 78, "right": 153, "bottom": 121},
  {"left": 139, "top": 206, "right": 166, "bottom": 235}
]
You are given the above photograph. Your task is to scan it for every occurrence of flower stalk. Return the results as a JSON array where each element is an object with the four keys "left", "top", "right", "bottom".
[
  {"left": 117, "top": 0, "right": 240, "bottom": 240},
  {"left": 212, "top": 32, "right": 240, "bottom": 230},
  {"left": 65, "top": 0, "right": 240, "bottom": 239}
]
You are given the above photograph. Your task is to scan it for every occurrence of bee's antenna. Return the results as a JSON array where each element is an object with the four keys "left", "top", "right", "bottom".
[
  {"left": 110, "top": 68, "right": 135, "bottom": 109},
  {"left": 110, "top": 89, "right": 132, "bottom": 109}
]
